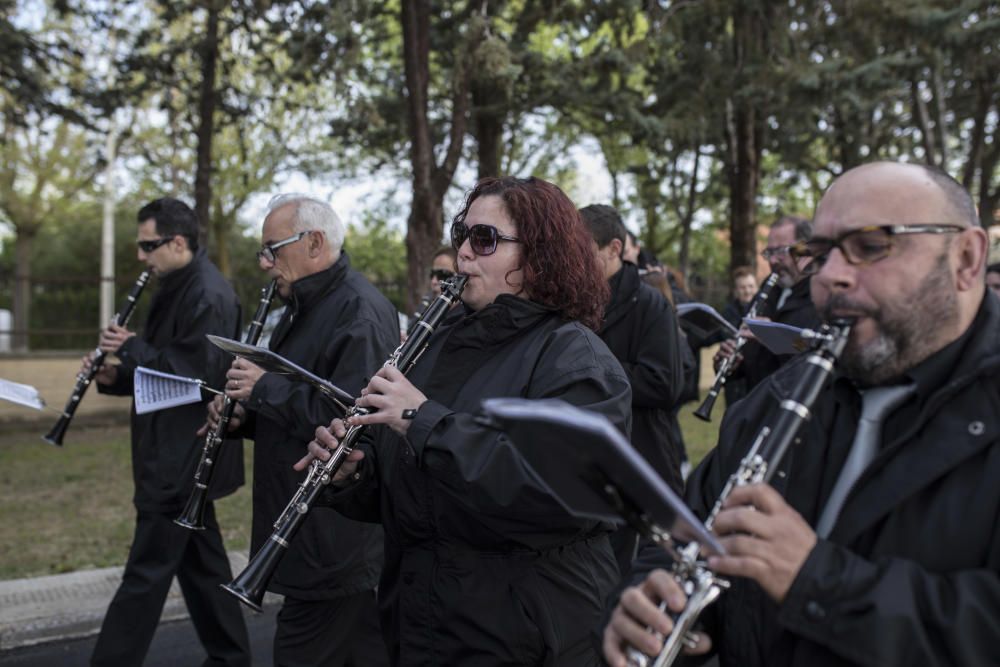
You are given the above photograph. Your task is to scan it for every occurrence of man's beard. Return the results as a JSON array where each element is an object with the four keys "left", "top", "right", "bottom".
[{"left": 821, "top": 252, "right": 957, "bottom": 385}]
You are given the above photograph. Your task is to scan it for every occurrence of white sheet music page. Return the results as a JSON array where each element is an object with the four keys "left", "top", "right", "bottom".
[
  {"left": 0, "top": 377, "right": 45, "bottom": 410},
  {"left": 133, "top": 366, "right": 204, "bottom": 414}
]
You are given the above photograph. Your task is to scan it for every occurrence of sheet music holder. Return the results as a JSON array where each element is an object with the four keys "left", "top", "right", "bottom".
[
  {"left": 744, "top": 318, "right": 808, "bottom": 355},
  {"left": 0, "top": 377, "right": 46, "bottom": 410},
  {"left": 206, "top": 335, "right": 355, "bottom": 414},
  {"left": 676, "top": 303, "right": 739, "bottom": 342},
  {"left": 480, "top": 397, "right": 724, "bottom": 556}
]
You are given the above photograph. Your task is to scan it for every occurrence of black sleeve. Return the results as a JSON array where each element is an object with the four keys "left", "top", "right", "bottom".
[
  {"left": 405, "top": 332, "right": 632, "bottom": 524},
  {"left": 620, "top": 294, "right": 686, "bottom": 410},
  {"left": 113, "top": 294, "right": 237, "bottom": 394},
  {"left": 778, "top": 540, "right": 1000, "bottom": 666}
]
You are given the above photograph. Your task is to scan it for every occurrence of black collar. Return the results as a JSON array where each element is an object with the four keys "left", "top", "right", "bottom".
[
  {"left": 156, "top": 248, "right": 206, "bottom": 296},
  {"left": 285, "top": 252, "right": 350, "bottom": 315},
  {"left": 446, "top": 294, "right": 557, "bottom": 351}
]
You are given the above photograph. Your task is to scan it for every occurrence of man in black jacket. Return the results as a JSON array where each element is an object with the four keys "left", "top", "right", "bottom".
[
  {"left": 214, "top": 194, "right": 398, "bottom": 666},
  {"left": 88, "top": 198, "right": 250, "bottom": 667},
  {"left": 605, "top": 162, "right": 999, "bottom": 667},
  {"left": 719, "top": 215, "right": 821, "bottom": 393},
  {"left": 580, "top": 204, "right": 686, "bottom": 571}
]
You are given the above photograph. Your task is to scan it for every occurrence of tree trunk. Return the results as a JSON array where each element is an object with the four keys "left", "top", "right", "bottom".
[
  {"left": 726, "top": 102, "right": 760, "bottom": 271},
  {"left": 193, "top": 2, "right": 221, "bottom": 246},
  {"left": 678, "top": 147, "right": 701, "bottom": 278},
  {"left": 911, "top": 78, "right": 938, "bottom": 166},
  {"left": 12, "top": 230, "right": 34, "bottom": 352},
  {"left": 473, "top": 86, "right": 503, "bottom": 179},
  {"left": 400, "top": 0, "right": 469, "bottom": 312},
  {"left": 961, "top": 78, "right": 991, "bottom": 191},
  {"left": 636, "top": 165, "right": 660, "bottom": 257},
  {"left": 211, "top": 199, "right": 232, "bottom": 277},
  {"left": 725, "top": 5, "right": 763, "bottom": 273}
]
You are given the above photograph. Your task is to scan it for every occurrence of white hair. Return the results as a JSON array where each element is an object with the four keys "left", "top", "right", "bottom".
[{"left": 266, "top": 193, "right": 345, "bottom": 252}]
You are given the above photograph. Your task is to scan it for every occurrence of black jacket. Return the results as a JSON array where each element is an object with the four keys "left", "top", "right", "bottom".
[
  {"left": 100, "top": 250, "right": 244, "bottom": 513},
  {"left": 598, "top": 263, "right": 686, "bottom": 493},
  {"left": 240, "top": 253, "right": 399, "bottom": 600},
  {"left": 739, "top": 277, "right": 820, "bottom": 391},
  {"left": 331, "top": 295, "right": 632, "bottom": 666},
  {"left": 629, "top": 291, "right": 1000, "bottom": 667}
]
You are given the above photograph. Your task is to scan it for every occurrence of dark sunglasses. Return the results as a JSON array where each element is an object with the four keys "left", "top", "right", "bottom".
[
  {"left": 137, "top": 237, "right": 175, "bottom": 253},
  {"left": 450, "top": 221, "right": 520, "bottom": 256},
  {"left": 790, "top": 224, "right": 964, "bottom": 276},
  {"left": 429, "top": 268, "right": 455, "bottom": 280}
]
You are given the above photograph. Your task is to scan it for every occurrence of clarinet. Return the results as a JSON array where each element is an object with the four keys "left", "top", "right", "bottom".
[
  {"left": 222, "top": 274, "right": 468, "bottom": 611},
  {"left": 42, "top": 271, "right": 152, "bottom": 446},
  {"left": 175, "top": 279, "right": 278, "bottom": 530},
  {"left": 627, "top": 318, "right": 853, "bottom": 667},
  {"left": 693, "top": 273, "right": 780, "bottom": 422}
]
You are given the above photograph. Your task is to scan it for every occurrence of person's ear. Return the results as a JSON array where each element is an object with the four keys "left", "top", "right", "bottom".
[
  {"left": 953, "top": 228, "right": 988, "bottom": 292},
  {"left": 307, "top": 230, "right": 325, "bottom": 258},
  {"left": 609, "top": 237, "right": 623, "bottom": 259}
]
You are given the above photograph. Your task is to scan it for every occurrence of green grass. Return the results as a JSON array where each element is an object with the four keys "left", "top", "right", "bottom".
[
  {"left": 0, "top": 395, "right": 723, "bottom": 581},
  {"left": 677, "top": 393, "right": 723, "bottom": 467},
  {"left": 0, "top": 424, "right": 252, "bottom": 581}
]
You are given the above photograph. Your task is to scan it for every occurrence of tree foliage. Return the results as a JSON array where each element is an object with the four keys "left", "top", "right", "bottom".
[{"left": 2, "top": 0, "right": 999, "bottom": 349}]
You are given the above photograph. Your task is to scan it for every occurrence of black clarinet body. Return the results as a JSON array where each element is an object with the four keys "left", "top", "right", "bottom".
[
  {"left": 627, "top": 318, "right": 853, "bottom": 667},
  {"left": 222, "top": 274, "right": 468, "bottom": 611},
  {"left": 175, "top": 279, "right": 279, "bottom": 530},
  {"left": 43, "top": 271, "right": 152, "bottom": 446},
  {"left": 694, "top": 272, "right": 781, "bottom": 422}
]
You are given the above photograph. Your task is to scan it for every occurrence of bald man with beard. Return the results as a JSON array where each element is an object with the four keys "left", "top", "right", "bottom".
[{"left": 604, "top": 162, "right": 999, "bottom": 667}]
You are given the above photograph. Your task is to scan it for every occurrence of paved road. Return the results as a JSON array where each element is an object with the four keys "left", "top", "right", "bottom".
[{"left": 0, "top": 605, "right": 278, "bottom": 667}]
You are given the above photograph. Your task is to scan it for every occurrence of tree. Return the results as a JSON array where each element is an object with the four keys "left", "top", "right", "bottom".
[{"left": 0, "top": 119, "right": 103, "bottom": 350}]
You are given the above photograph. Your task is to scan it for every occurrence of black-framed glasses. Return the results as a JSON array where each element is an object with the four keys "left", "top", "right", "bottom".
[
  {"left": 450, "top": 221, "right": 520, "bottom": 256},
  {"left": 137, "top": 237, "right": 175, "bottom": 253},
  {"left": 791, "top": 224, "right": 964, "bottom": 276},
  {"left": 257, "top": 231, "right": 310, "bottom": 264},
  {"left": 761, "top": 244, "right": 795, "bottom": 261},
  {"left": 429, "top": 268, "right": 454, "bottom": 281}
]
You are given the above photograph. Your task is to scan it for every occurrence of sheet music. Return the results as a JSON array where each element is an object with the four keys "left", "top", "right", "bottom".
[
  {"left": 134, "top": 366, "right": 205, "bottom": 415},
  {"left": 744, "top": 318, "right": 807, "bottom": 355},
  {"left": 0, "top": 377, "right": 45, "bottom": 410},
  {"left": 676, "top": 302, "right": 739, "bottom": 339}
]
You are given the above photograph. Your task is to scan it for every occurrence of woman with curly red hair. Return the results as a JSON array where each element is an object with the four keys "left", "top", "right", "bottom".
[{"left": 305, "top": 176, "right": 631, "bottom": 665}]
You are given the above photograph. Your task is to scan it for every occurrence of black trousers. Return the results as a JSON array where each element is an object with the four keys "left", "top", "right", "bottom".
[
  {"left": 274, "top": 591, "right": 389, "bottom": 667},
  {"left": 91, "top": 504, "right": 250, "bottom": 667}
]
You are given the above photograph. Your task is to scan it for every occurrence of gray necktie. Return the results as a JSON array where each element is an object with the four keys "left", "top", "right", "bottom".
[
  {"left": 775, "top": 287, "right": 792, "bottom": 311},
  {"left": 815, "top": 383, "right": 915, "bottom": 538}
]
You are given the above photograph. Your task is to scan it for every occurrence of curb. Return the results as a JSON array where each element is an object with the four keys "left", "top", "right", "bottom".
[{"left": 0, "top": 551, "right": 280, "bottom": 651}]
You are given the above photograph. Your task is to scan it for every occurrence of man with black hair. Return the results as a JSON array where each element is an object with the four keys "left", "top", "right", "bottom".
[
  {"left": 580, "top": 203, "right": 687, "bottom": 572},
  {"left": 85, "top": 197, "right": 250, "bottom": 666}
]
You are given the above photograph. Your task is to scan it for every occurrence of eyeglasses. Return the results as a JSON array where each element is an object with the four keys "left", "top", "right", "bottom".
[
  {"left": 257, "top": 231, "right": 310, "bottom": 264},
  {"left": 137, "top": 237, "right": 175, "bottom": 253},
  {"left": 760, "top": 245, "right": 795, "bottom": 261},
  {"left": 450, "top": 221, "right": 520, "bottom": 256},
  {"left": 429, "top": 268, "right": 454, "bottom": 281},
  {"left": 791, "top": 224, "right": 964, "bottom": 276}
]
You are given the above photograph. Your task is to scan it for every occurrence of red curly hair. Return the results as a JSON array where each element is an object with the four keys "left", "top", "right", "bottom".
[{"left": 452, "top": 176, "right": 609, "bottom": 331}]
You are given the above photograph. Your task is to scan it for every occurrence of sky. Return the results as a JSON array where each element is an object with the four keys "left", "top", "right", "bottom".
[{"left": 238, "top": 139, "right": 618, "bottom": 238}]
